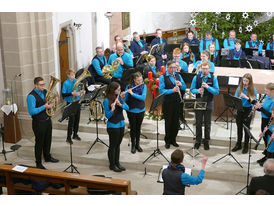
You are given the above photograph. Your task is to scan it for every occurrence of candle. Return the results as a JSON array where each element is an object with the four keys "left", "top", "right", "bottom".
[
  {"left": 148, "top": 72, "right": 153, "bottom": 80},
  {"left": 161, "top": 66, "right": 165, "bottom": 74},
  {"left": 156, "top": 78, "right": 159, "bottom": 86}
]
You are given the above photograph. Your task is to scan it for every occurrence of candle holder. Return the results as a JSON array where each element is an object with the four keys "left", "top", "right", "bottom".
[{"left": 3, "top": 88, "right": 12, "bottom": 105}]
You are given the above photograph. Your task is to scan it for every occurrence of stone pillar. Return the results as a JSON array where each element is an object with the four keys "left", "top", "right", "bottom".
[{"left": 0, "top": 12, "right": 56, "bottom": 138}]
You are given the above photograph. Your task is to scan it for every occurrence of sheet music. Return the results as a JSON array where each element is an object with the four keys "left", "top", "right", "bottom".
[
  {"left": 87, "top": 84, "right": 101, "bottom": 92},
  {"left": 12, "top": 165, "right": 28, "bottom": 173},
  {"left": 228, "top": 77, "right": 239, "bottom": 86},
  {"left": 158, "top": 165, "right": 192, "bottom": 183}
]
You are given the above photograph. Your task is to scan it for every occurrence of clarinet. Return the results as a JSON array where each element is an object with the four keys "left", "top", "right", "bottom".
[
  {"left": 254, "top": 117, "right": 273, "bottom": 150},
  {"left": 200, "top": 76, "right": 206, "bottom": 98},
  {"left": 247, "top": 94, "right": 266, "bottom": 119}
]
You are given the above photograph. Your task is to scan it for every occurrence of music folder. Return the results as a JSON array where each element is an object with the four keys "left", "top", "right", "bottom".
[{"left": 157, "top": 165, "right": 191, "bottom": 183}]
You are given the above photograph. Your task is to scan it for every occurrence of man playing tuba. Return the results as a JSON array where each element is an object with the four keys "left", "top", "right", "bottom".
[{"left": 27, "top": 77, "right": 59, "bottom": 169}]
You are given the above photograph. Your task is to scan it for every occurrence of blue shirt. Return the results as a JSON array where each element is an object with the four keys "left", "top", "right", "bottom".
[
  {"left": 92, "top": 55, "right": 108, "bottom": 77},
  {"left": 124, "top": 84, "right": 147, "bottom": 113},
  {"left": 223, "top": 38, "right": 237, "bottom": 50},
  {"left": 103, "top": 98, "right": 129, "bottom": 128},
  {"left": 108, "top": 52, "right": 133, "bottom": 79},
  {"left": 199, "top": 37, "right": 220, "bottom": 53},
  {"left": 267, "top": 124, "right": 274, "bottom": 153},
  {"left": 181, "top": 52, "right": 196, "bottom": 64},
  {"left": 181, "top": 169, "right": 205, "bottom": 185},
  {"left": 261, "top": 96, "right": 274, "bottom": 119},
  {"left": 234, "top": 87, "right": 257, "bottom": 108},
  {"left": 266, "top": 41, "right": 274, "bottom": 51},
  {"left": 159, "top": 72, "right": 187, "bottom": 95},
  {"left": 193, "top": 60, "right": 215, "bottom": 73},
  {"left": 26, "top": 88, "right": 46, "bottom": 116},
  {"left": 182, "top": 37, "right": 199, "bottom": 46},
  {"left": 190, "top": 73, "right": 219, "bottom": 96},
  {"left": 62, "top": 78, "right": 80, "bottom": 103},
  {"left": 245, "top": 40, "right": 263, "bottom": 54}
]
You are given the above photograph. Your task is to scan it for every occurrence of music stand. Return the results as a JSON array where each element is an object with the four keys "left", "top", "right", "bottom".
[
  {"left": 143, "top": 93, "right": 169, "bottom": 164},
  {"left": 266, "top": 50, "right": 274, "bottom": 59},
  {"left": 212, "top": 94, "right": 243, "bottom": 168},
  {"left": 165, "top": 44, "right": 181, "bottom": 55},
  {"left": 221, "top": 59, "right": 240, "bottom": 68},
  {"left": 245, "top": 48, "right": 259, "bottom": 57},
  {"left": 190, "top": 45, "right": 199, "bottom": 55},
  {"left": 236, "top": 125, "right": 258, "bottom": 195},
  {"left": 0, "top": 124, "right": 16, "bottom": 161},
  {"left": 59, "top": 101, "right": 81, "bottom": 173},
  {"left": 87, "top": 85, "right": 108, "bottom": 154}
]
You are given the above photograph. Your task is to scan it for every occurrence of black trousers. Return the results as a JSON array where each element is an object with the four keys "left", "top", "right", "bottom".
[
  {"left": 32, "top": 119, "right": 52, "bottom": 163},
  {"left": 261, "top": 117, "right": 270, "bottom": 147},
  {"left": 236, "top": 107, "right": 252, "bottom": 145},
  {"left": 162, "top": 101, "right": 180, "bottom": 144},
  {"left": 67, "top": 103, "right": 81, "bottom": 139},
  {"left": 195, "top": 108, "right": 213, "bottom": 143},
  {"left": 107, "top": 127, "right": 124, "bottom": 166},
  {"left": 95, "top": 76, "right": 111, "bottom": 85},
  {"left": 127, "top": 111, "right": 145, "bottom": 146}
]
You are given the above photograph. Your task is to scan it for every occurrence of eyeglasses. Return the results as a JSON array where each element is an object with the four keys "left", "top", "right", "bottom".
[{"left": 38, "top": 83, "right": 45, "bottom": 86}]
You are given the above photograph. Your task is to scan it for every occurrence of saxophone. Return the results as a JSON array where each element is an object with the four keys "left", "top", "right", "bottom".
[
  {"left": 72, "top": 68, "right": 92, "bottom": 102},
  {"left": 45, "top": 76, "right": 60, "bottom": 116}
]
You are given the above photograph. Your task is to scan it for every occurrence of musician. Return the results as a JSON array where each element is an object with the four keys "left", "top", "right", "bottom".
[
  {"left": 256, "top": 83, "right": 274, "bottom": 144},
  {"left": 172, "top": 48, "right": 188, "bottom": 73},
  {"left": 62, "top": 69, "right": 83, "bottom": 144},
  {"left": 257, "top": 107, "right": 274, "bottom": 166},
  {"left": 151, "top": 29, "right": 169, "bottom": 70},
  {"left": 162, "top": 149, "right": 208, "bottom": 195},
  {"left": 190, "top": 61, "right": 220, "bottom": 150},
  {"left": 124, "top": 72, "right": 147, "bottom": 154},
  {"left": 245, "top": 33, "right": 263, "bottom": 55},
  {"left": 103, "top": 82, "right": 129, "bottom": 172},
  {"left": 227, "top": 39, "right": 247, "bottom": 61},
  {"left": 181, "top": 43, "right": 196, "bottom": 65},
  {"left": 27, "top": 77, "right": 59, "bottom": 169},
  {"left": 159, "top": 61, "right": 187, "bottom": 149},
  {"left": 266, "top": 34, "right": 274, "bottom": 64},
  {"left": 108, "top": 42, "right": 133, "bottom": 90},
  {"left": 113, "top": 35, "right": 133, "bottom": 56},
  {"left": 90, "top": 46, "right": 111, "bottom": 84},
  {"left": 182, "top": 30, "right": 199, "bottom": 46},
  {"left": 143, "top": 55, "right": 158, "bottom": 79},
  {"left": 223, "top": 30, "right": 237, "bottom": 50},
  {"left": 208, "top": 42, "right": 220, "bottom": 66},
  {"left": 232, "top": 73, "right": 257, "bottom": 154},
  {"left": 130, "top": 32, "right": 149, "bottom": 57},
  {"left": 189, "top": 50, "right": 215, "bottom": 74},
  {"left": 199, "top": 31, "right": 220, "bottom": 53}
]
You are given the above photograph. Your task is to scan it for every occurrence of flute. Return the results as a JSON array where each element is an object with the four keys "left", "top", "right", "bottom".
[{"left": 125, "top": 83, "right": 144, "bottom": 94}]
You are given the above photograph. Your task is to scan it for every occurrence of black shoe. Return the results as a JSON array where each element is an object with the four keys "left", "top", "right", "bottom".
[
  {"left": 204, "top": 141, "right": 210, "bottom": 150},
  {"left": 116, "top": 163, "right": 126, "bottom": 171},
  {"left": 109, "top": 165, "right": 122, "bottom": 172},
  {"left": 257, "top": 156, "right": 267, "bottom": 164},
  {"left": 66, "top": 138, "right": 73, "bottom": 144},
  {"left": 259, "top": 158, "right": 266, "bottom": 167},
  {"left": 165, "top": 144, "right": 170, "bottom": 149},
  {"left": 131, "top": 145, "right": 136, "bottom": 154},
  {"left": 194, "top": 142, "right": 200, "bottom": 149},
  {"left": 135, "top": 145, "right": 143, "bottom": 152},
  {"left": 232, "top": 144, "right": 242, "bottom": 152},
  {"left": 242, "top": 146, "right": 248, "bottom": 154},
  {"left": 171, "top": 142, "right": 179, "bottom": 147},
  {"left": 45, "top": 156, "right": 59, "bottom": 163},
  {"left": 36, "top": 163, "right": 46, "bottom": 169},
  {"left": 73, "top": 134, "right": 81, "bottom": 141}
]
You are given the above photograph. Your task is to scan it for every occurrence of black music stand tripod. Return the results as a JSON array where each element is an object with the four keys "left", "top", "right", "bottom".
[
  {"left": 59, "top": 101, "right": 81, "bottom": 174},
  {"left": 212, "top": 94, "right": 243, "bottom": 168},
  {"left": 87, "top": 85, "right": 108, "bottom": 154},
  {"left": 0, "top": 124, "right": 15, "bottom": 161},
  {"left": 143, "top": 93, "right": 169, "bottom": 165}
]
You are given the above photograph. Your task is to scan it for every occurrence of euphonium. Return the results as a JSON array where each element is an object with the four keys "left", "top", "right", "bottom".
[
  {"left": 45, "top": 76, "right": 60, "bottom": 116},
  {"left": 102, "top": 54, "right": 121, "bottom": 79},
  {"left": 89, "top": 100, "right": 105, "bottom": 120},
  {"left": 72, "top": 68, "right": 92, "bottom": 102}
]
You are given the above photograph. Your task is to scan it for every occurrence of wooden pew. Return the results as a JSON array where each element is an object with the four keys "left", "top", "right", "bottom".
[{"left": 0, "top": 164, "right": 137, "bottom": 195}]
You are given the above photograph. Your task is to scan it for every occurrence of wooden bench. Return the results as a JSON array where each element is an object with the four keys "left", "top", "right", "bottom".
[{"left": 0, "top": 164, "right": 137, "bottom": 195}]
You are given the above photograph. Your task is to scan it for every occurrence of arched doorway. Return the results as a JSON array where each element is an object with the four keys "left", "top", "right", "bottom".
[{"left": 58, "top": 28, "right": 69, "bottom": 85}]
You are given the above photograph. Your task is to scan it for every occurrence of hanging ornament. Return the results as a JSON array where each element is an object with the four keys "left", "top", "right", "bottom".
[
  {"left": 259, "top": 40, "right": 264, "bottom": 45},
  {"left": 215, "top": 23, "right": 218, "bottom": 31},
  {"left": 222, "top": 31, "right": 225, "bottom": 39},
  {"left": 242, "top": 12, "right": 249, "bottom": 19},
  {"left": 267, "top": 12, "right": 272, "bottom": 17},
  {"left": 246, "top": 24, "right": 253, "bottom": 32},
  {"left": 253, "top": 20, "right": 258, "bottom": 27},
  {"left": 215, "top": 12, "right": 221, "bottom": 15},
  {"left": 226, "top": 14, "right": 231, "bottom": 21},
  {"left": 190, "top": 19, "right": 196, "bottom": 26},
  {"left": 239, "top": 26, "right": 242, "bottom": 33}
]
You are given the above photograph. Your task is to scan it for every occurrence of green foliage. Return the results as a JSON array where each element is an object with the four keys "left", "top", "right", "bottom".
[{"left": 190, "top": 12, "right": 273, "bottom": 46}]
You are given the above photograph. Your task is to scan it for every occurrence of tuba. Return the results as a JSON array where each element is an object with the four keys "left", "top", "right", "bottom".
[
  {"left": 102, "top": 54, "right": 121, "bottom": 79},
  {"left": 89, "top": 100, "right": 105, "bottom": 120},
  {"left": 45, "top": 76, "right": 60, "bottom": 116},
  {"left": 72, "top": 68, "right": 92, "bottom": 102}
]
